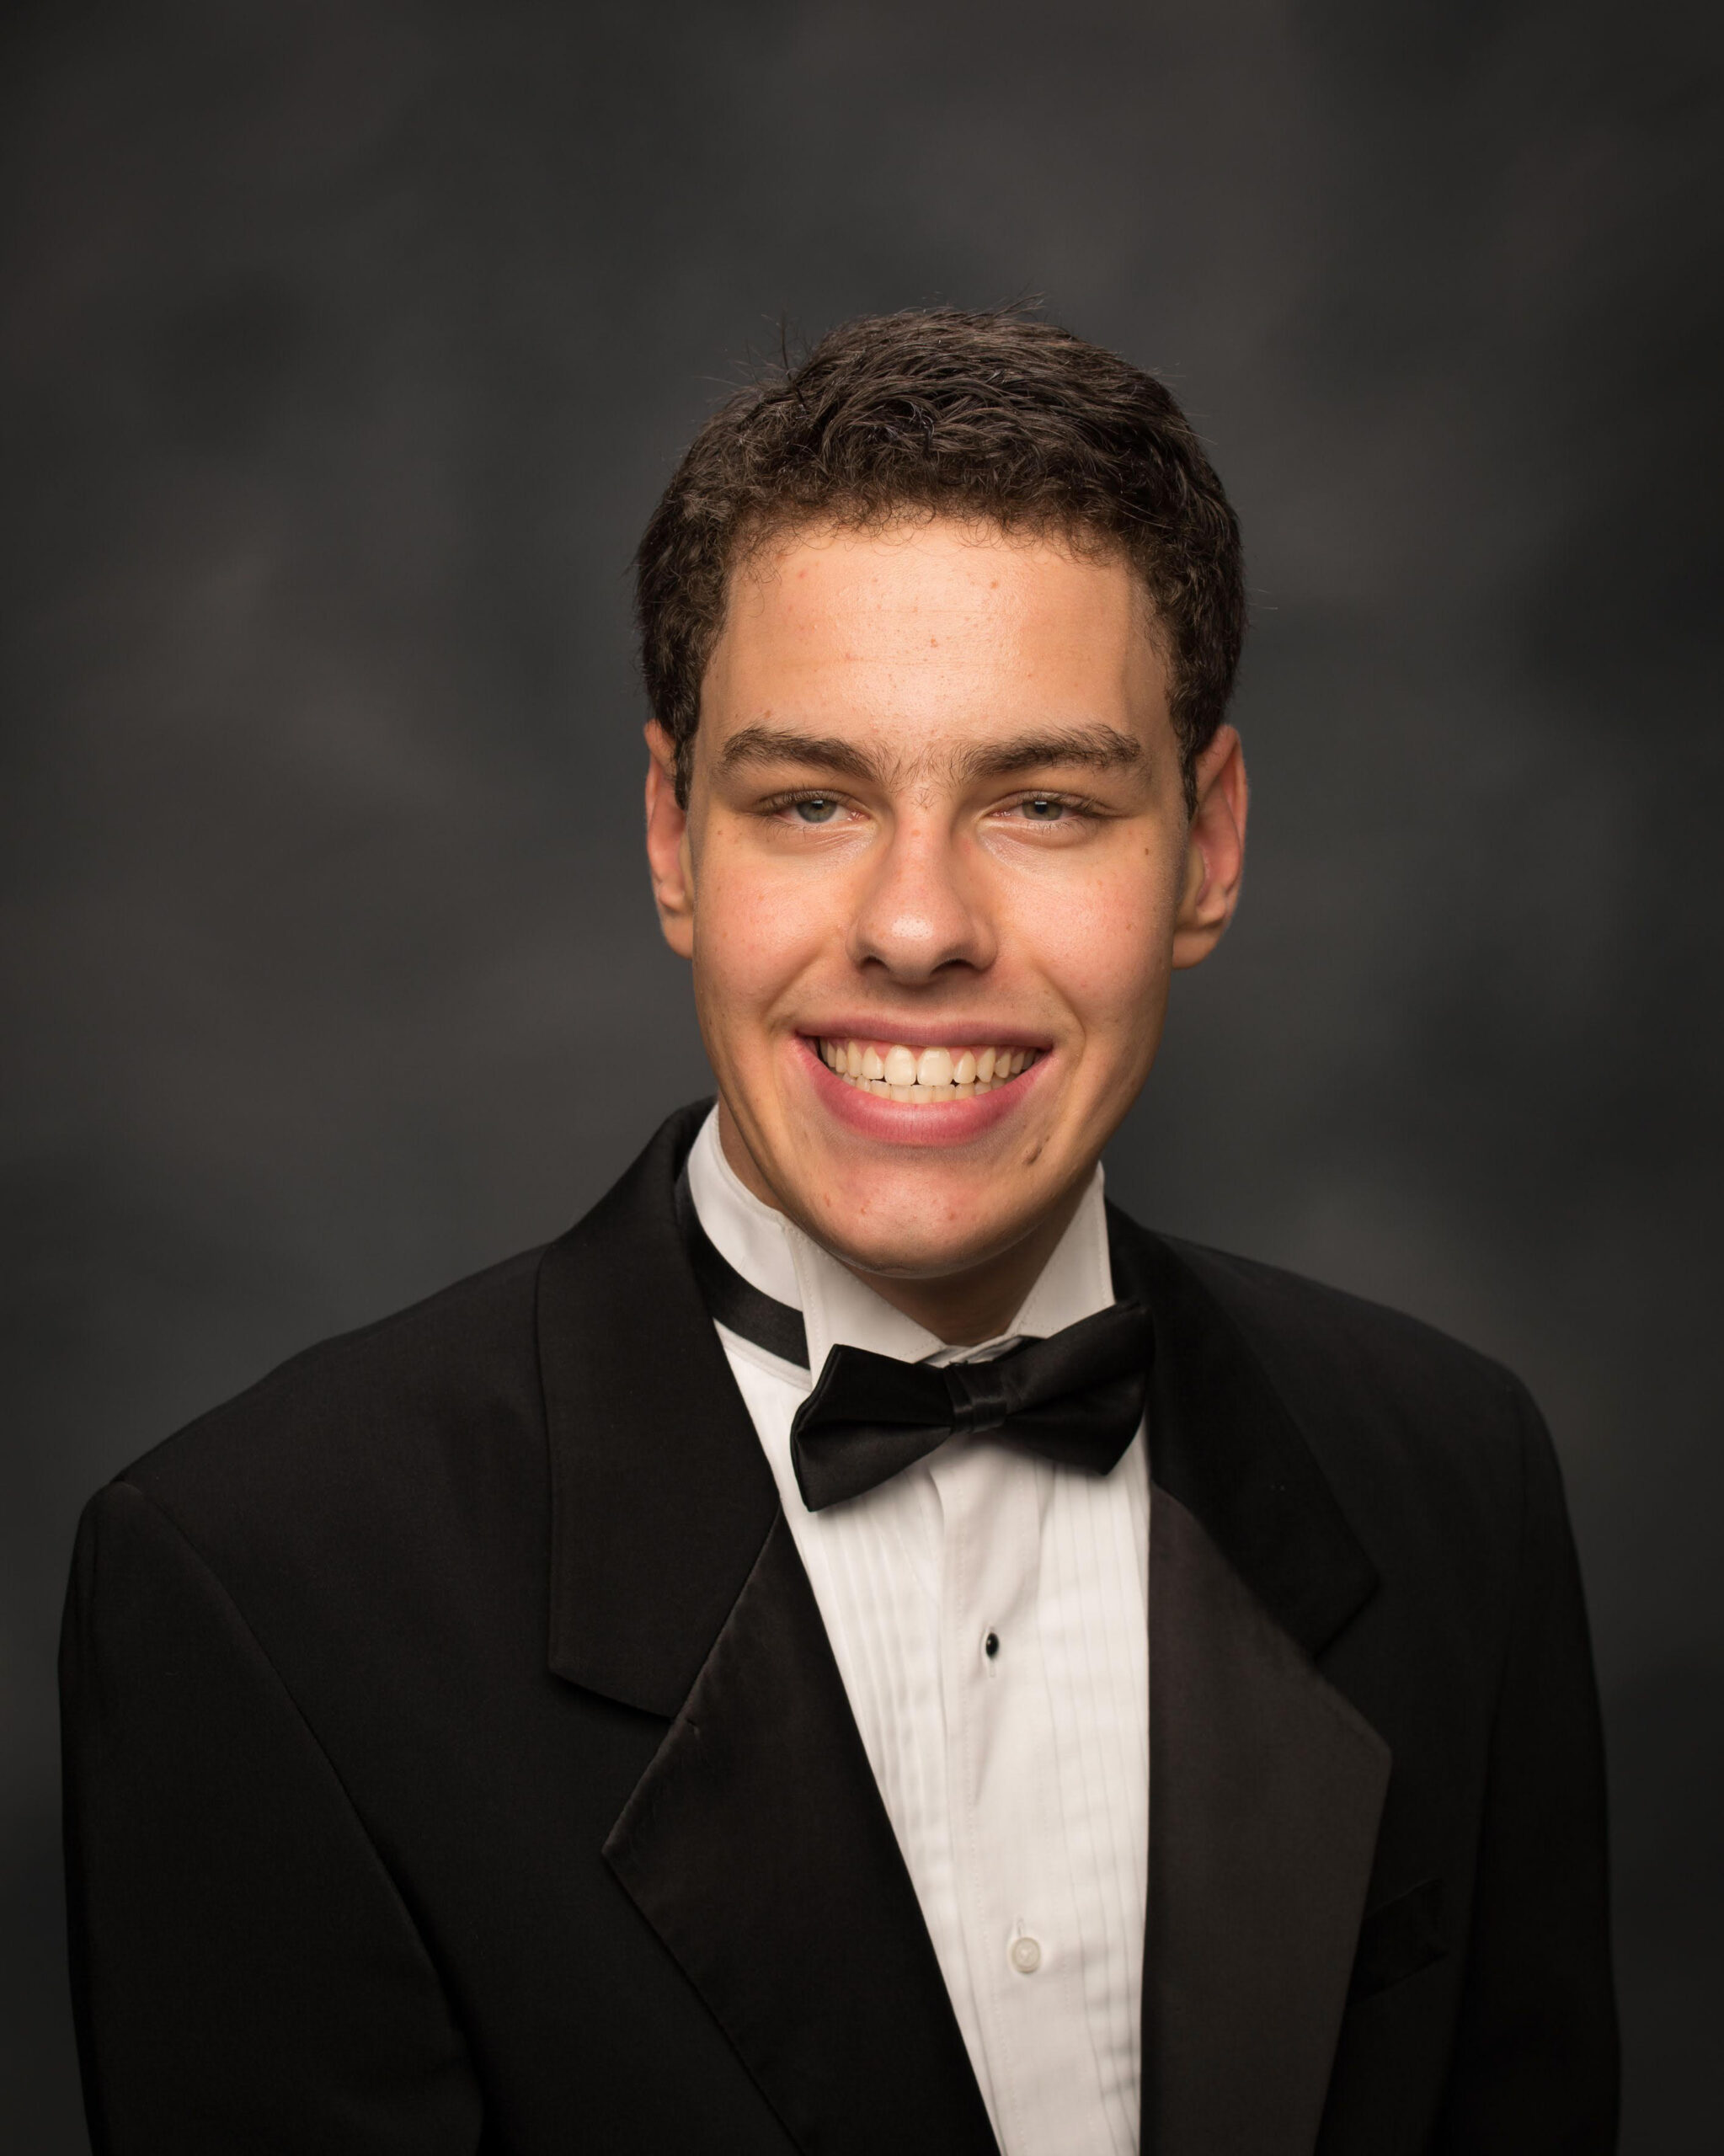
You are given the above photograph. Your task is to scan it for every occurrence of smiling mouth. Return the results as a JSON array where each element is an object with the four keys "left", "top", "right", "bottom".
[{"left": 813, "top": 1036, "right": 1042, "bottom": 1102}]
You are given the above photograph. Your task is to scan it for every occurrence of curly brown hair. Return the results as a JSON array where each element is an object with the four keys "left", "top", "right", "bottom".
[{"left": 635, "top": 307, "right": 1245, "bottom": 813}]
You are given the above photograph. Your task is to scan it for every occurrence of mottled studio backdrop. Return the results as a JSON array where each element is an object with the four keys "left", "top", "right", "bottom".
[{"left": 3, "top": 1, "right": 1721, "bottom": 2148}]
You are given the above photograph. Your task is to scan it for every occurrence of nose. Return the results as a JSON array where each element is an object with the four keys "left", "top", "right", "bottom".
[{"left": 846, "top": 816, "right": 995, "bottom": 983}]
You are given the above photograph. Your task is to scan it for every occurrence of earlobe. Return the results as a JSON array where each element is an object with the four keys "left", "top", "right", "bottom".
[
  {"left": 1171, "top": 726, "right": 1248, "bottom": 971},
  {"left": 643, "top": 722, "right": 696, "bottom": 959}
]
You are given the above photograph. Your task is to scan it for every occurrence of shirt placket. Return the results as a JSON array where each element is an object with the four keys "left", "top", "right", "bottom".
[{"left": 932, "top": 1442, "right": 1102, "bottom": 2156}]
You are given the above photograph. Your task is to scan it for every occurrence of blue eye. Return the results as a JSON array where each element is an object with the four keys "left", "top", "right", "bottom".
[{"left": 793, "top": 796, "right": 841, "bottom": 824}]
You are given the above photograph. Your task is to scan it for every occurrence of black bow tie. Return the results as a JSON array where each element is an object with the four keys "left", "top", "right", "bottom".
[{"left": 675, "top": 1170, "right": 1151, "bottom": 1512}]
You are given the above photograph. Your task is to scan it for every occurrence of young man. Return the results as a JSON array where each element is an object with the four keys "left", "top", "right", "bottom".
[{"left": 61, "top": 311, "right": 1617, "bottom": 2155}]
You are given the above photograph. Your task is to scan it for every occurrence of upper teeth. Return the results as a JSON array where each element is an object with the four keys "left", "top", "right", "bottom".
[{"left": 817, "top": 1038, "right": 1038, "bottom": 1100}]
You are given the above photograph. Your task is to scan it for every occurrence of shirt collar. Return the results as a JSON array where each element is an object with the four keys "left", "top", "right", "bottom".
[{"left": 684, "top": 1104, "right": 1115, "bottom": 1378}]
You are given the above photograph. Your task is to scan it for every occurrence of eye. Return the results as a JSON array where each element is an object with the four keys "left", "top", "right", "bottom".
[
  {"left": 990, "top": 789, "right": 1102, "bottom": 838},
  {"left": 791, "top": 794, "right": 841, "bottom": 825}
]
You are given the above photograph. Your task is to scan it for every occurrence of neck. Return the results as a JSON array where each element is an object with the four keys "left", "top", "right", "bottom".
[{"left": 714, "top": 1100, "right": 1086, "bottom": 1347}]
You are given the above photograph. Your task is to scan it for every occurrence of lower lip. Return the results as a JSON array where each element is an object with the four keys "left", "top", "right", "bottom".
[{"left": 793, "top": 1035, "right": 1048, "bottom": 1145}]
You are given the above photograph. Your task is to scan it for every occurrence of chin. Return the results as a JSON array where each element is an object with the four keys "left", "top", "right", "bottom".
[
  {"left": 793, "top": 1166, "right": 1046, "bottom": 1282},
  {"left": 810, "top": 1222, "right": 1012, "bottom": 1283}
]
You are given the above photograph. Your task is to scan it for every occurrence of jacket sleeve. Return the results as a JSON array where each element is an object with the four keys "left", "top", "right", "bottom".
[
  {"left": 61, "top": 1479, "right": 484, "bottom": 2155},
  {"left": 1433, "top": 1386, "right": 1620, "bottom": 2152}
]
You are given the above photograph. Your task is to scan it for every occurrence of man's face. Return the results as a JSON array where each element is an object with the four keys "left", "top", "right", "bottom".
[{"left": 644, "top": 516, "right": 1246, "bottom": 1283}]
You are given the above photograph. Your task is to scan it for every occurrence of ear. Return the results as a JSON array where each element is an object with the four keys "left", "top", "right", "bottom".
[
  {"left": 643, "top": 721, "right": 696, "bottom": 959},
  {"left": 1172, "top": 724, "right": 1248, "bottom": 970}
]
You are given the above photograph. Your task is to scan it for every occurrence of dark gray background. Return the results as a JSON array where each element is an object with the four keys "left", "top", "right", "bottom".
[{"left": 4, "top": 1, "right": 1720, "bottom": 2148}]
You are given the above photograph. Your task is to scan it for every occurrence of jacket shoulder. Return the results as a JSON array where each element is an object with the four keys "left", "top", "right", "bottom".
[
  {"left": 111, "top": 1244, "right": 550, "bottom": 1550},
  {"left": 1146, "top": 1229, "right": 1546, "bottom": 1542},
  {"left": 1162, "top": 1232, "right": 1531, "bottom": 1417}
]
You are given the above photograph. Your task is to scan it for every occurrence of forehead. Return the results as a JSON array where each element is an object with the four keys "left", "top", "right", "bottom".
[{"left": 702, "top": 516, "right": 1167, "bottom": 754}]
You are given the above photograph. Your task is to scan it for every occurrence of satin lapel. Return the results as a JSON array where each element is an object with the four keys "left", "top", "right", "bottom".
[
  {"left": 1109, "top": 1213, "right": 1380, "bottom": 1661},
  {"left": 537, "top": 1101, "right": 777, "bottom": 1716},
  {"left": 1109, "top": 1215, "right": 1390, "bottom": 2156},
  {"left": 539, "top": 1105, "right": 995, "bottom": 2155},
  {"left": 605, "top": 1513, "right": 997, "bottom": 2156},
  {"left": 1145, "top": 1492, "right": 1390, "bottom": 2156}
]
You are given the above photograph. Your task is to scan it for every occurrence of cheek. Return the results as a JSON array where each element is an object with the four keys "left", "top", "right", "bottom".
[
  {"left": 692, "top": 844, "right": 835, "bottom": 1022},
  {"left": 1019, "top": 860, "right": 1177, "bottom": 1040}
]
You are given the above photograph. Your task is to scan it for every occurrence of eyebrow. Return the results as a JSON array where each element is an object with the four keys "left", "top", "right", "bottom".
[
  {"left": 714, "top": 721, "right": 1144, "bottom": 787},
  {"left": 716, "top": 727, "right": 882, "bottom": 783},
  {"left": 958, "top": 726, "right": 1145, "bottom": 780}
]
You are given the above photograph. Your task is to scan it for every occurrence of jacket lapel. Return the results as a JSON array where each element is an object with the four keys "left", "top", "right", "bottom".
[
  {"left": 1114, "top": 1218, "right": 1392, "bottom": 2156},
  {"left": 537, "top": 1102, "right": 777, "bottom": 1718},
  {"left": 604, "top": 1511, "right": 998, "bottom": 2156},
  {"left": 538, "top": 1105, "right": 995, "bottom": 2156},
  {"left": 1144, "top": 1490, "right": 1390, "bottom": 2155}
]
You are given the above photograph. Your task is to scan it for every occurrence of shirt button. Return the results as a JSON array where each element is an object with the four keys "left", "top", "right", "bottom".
[
  {"left": 984, "top": 1630, "right": 1000, "bottom": 1659},
  {"left": 1009, "top": 1935, "right": 1042, "bottom": 1974}
]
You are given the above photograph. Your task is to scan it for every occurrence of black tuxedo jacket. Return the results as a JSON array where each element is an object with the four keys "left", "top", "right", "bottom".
[{"left": 61, "top": 1102, "right": 1617, "bottom": 2154}]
